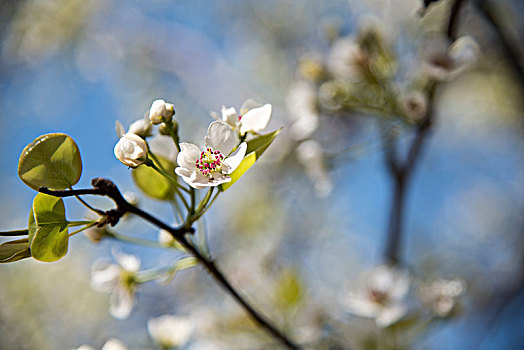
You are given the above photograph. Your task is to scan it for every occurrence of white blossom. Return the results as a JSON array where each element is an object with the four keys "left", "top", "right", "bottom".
[
  {"left": 212, "top": 100, "right": 272, "bottom": 136},
  {"left": 101, "top": 339, "right": 128, "bottom": 350},
  {"left": 149, "top": 99, "right": 175, "bottom": 124},
  {"left": 114, "top": 133, "right": 148, "bottom": 167},
  {"left": 115, "top": 116, "right": 153, "bottom": 139},
  {"left": 296, "top": 140, "right": 332, "bottom": 197},
  {"left": 91, "top": 249, "right": 141, "bottom": 319},
  {"left": 175, "top": 121, "right": 246, "bottom": 189},
  {"left": 327, "top": 37, "right": 367, "bottom": 82},
  {"left": 419, "top": 278, "right": 466, "bottom": 317},
  {"left": 286, "top": 81, "right": 319, "bottom": 140},
  {"left": 148, "top": 315, "right": 194, "bottom": 348},
  {"left": 339, "top": 264, "right": 410, "bottom": 327}
]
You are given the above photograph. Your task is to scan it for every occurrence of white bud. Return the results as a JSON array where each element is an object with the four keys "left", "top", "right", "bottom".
[
  {"left": 158, "top": 229, "right": 175, "bottom": 246},
  {"left": 449, "top": 35, "right": 479, "bottom": 67},
  {"left": 128, "top": 117, "right": 153, "bottom": 138},
  {"left": 101, "top": 339, "right": 128, "bottom": 350},
  {"left": 114, "top": 133, "right": 148, "bottom": 167},
  {"left": 149, "top": 99, "right": 174, "bottom": 124}
]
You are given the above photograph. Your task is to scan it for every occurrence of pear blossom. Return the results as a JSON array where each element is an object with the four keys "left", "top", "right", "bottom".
[
  {"left": 148, "top": 315, "right": 194, "bottom": 348},
  {"left": 116, "top": 116, "right": 152, "bottom": 139},
  {"left": 114, "top": 133, "right": 148, "bottom": 167},
  {"left": 327, "top": 36, "right": 367, "bottom": 82},
  {"left": 91, "top": 249, "right": 141, "bottom": 319},
  {"left": 101, "top": 339, "right": 128, "bottom": 350},
  {"left": 212, "top": 99, "right": 272, "bottom": 135},
  {"left": 175, "top": 121, "right": 247, "bottom": 189},
  {"left": 419, "top": 278, "right": 466, "bottom": 317},
  {"left": 149, "top": 99, "right": 175, "bottom": 124},
  {"left": 296, "top": 140, "right": 332, "bottom": 197},
  {"left": 286, "top": 81, "right": 319, "bottom": 140},
  {"left": 339, "top": 264, "right": 410, "bottom": 327}
]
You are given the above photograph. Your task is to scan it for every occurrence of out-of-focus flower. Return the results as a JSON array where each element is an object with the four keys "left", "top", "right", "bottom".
[
  {"left": 286, "top": 81, "right": 319, "bottom": 141},
  {"left": 91, "top": 249, "right": 141, "bottom": 319},
  {"left": 421, "top": 35, "right": 480, "bottom": 81},
  {"left": 296, "top": 140, "right": 332, "bottom": 197},
  {"left": 401, "top": 90, "right": 428, "bottom": 121},
  {"left": 149, "top": 99, "right": 175, "bottom": 124},
  {"left": 419, "top": 278, "right": 466, "bottom": 317},
  {"left": 449, "top": 35, "right": 480, "bottom": 67},
  {"left": 298, "top": 53, "right": 325, "bottom": 82},
  {"left": 71, "top": 345, "right": 95, "bottom": 350},
  {"left": 175, "top": 121, "right": 246, "bottom": 189},
  {"left": 114, "top": 133, "right": 148, "bottom": 167},
  {"left": 339, "top": 264, "right": 411, "bottom": 327},
  {"left": 327, "top": 37, "right": 368, "bottom": 82},
  {"left": 212, "top": 100, "right": 272, "bottom": 136},
  {"left": 148, "top": 315, "right": 194, "bottom": 349},
  {"left": 101, "top": 339, "right": 128, "bottom": 350},
  {"left": 123, "top": 191, "right": 139, "bottom": 207},
  {"left": 318, "top": 79, "right": 350, "bottom": 111},
  {"left": 84, "top": 225, "right": 107, "bottom": 244}
]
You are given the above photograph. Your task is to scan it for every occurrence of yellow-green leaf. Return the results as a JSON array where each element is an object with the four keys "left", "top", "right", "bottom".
[
  {"left": 132, "top": 155, "right": 175, "bottom": 200},
  {"left": 18, "top": 133, "right": 82, "bottom": 191},
  {"left": 220, "top": 128, "right": 281, "bottom": 192},
  {"left": 30, "top": 193, "right": 69, "bottom": 262},
  {"left": 0, "top": 238, "right": 32, "bottom": 263}
]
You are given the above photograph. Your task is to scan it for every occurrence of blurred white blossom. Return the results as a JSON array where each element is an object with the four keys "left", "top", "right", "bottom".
[
  {"left": 339, "top": 264, "right": 411, "bottom": 327},
  {"left": 148, "top": 315, "right": 194, "bottom": 348},
  {"left": 419, "top": 278, "right": 466, "bottom": 317},
  {"left": 286, "top": 81, "right": 319, "bottom": 140},
  {"left": 101, "top": 339, "right": 128, "bottom": 350},
  {"left": 114, "top": 133, "right": 148, "bottom": 167},
  {"left": 296, "top": 140, "right": 332, "bottom": 197},
  {"left": 91, "top": 249, "right": 141, "bottom": 319},
  {"left": 175, "top": 121, "right": 246, "bottom": 189},
  {"left": 327, "top": 37, "right": 367, "bottom": 82}
]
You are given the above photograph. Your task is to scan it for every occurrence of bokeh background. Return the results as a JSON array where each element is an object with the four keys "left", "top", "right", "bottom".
[{"left": 0, "top": 0, "right": 523, "bottom": 349}]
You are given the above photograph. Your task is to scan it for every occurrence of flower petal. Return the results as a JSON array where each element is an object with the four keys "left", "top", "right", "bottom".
[
  {"left": 221, "top": 106, "right": 238, "bottom": 128},
  {"left": 177, "top": 142, "right": 201, "bottom": 170},
  {"left": 222, "top": 142, "right": 247, "bottom": 174},
  {"left": 109, "top": 286, "right": 134, "bottom": 320},
  {"left": 375, "top": 304, "right": 406, "bottom": 328},
  {"left": 239, "top": 104, "right": 272, "bottom": 135},
  {"left": 204, "top": 121, "right": 237, "bottom": 155},
  {"left": 112, "top": 248, "right": 140, "bottom": 272},
  {"left": 91, "top": 262, "right": 119, "bottom": 293}
]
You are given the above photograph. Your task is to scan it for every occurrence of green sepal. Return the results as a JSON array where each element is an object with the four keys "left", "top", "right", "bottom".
[
  {"left": 220, "top": 128, "right": 281, "bottom": 192},
  {"left": 18, "top": 133, "right": 82, "bottom": 191}
]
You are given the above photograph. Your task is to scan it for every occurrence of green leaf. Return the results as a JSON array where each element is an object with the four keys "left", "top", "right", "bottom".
[
  {"left": 30, "top": 193, "right": 69, "bottom": 262},
  {"left": 0, "top": 238, "right": 32, "bottom": 263},
  {"left": 18, "top": 133, "right": 82, "bottom": 191},
  {"left": 220, "top": 128, "right": 281, "bottom": 191},
  {"left": 132, "top": 155, "right": 175, "bottom": 200}
]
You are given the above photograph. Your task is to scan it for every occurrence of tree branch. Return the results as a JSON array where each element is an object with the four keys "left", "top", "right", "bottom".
[{"left": 39, "top": 178, "right": 300, "bottom": 350}]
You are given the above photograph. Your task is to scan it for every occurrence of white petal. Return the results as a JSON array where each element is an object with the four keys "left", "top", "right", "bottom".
[
  {"left": 91, "top": 262, "right": 119, "bottom": 293},
  {"left": 240, "top": 98, "right": 263, "bottom": 115},
  {"left": 115, "top": 121, "right": 126, "bottom": 138},
  {"left": 177, "top": 142, "right": 201, "bottom": 169},
  {"left": 148, "top": 315, "right": 193, "bottom": 347},
  {"left": 204, "top": 121, "right": 237, "bottom": 155},
  {"left": 101, "top": 339, "right": 128, "bottom": 350},
  {"left": 239, "top": 104, "right": 272, "bottom": 135},
  {"left": 112, "top": 248, "right": 140, "bottom": 272},
  {"left": 375, "top": 304, "right": 406, "bottom": 328},
  {"left": 221, "top": 106, "right": 239, "bottom": 128},
  {"left": 339, "top": 293, "right": 378, "bottom": 318},
  {"left": 109, "top": 287, "right": 134, "bottom": 320},
  {"left": 222, "top": 142, "right": 247, "bottom": 174}
]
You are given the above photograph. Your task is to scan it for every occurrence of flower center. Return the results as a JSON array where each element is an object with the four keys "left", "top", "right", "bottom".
[
  {"left": 368, "top": 288, "right": 389, "bottom": 305},
  {"left": 195, "top": 147, "right": 225, "bottom": 176}
]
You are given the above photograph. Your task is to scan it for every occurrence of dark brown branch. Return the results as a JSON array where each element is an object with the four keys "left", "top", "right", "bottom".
[{"left": 39, "top": 178, "right": 299, "bottom": 350}]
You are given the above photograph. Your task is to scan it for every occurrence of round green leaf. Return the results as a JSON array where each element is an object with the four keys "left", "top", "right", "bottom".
[
  {"left": 30, "top": 193, "right": 69, "bottom": 262},
  {"left": 132, "top": 155, "right": 175, "bottom": 200},
  {"left": 0, "top": 238, "right": 32, "bottom": 263},
  {"left": 18, "top": 133, "right": 82, "bottom": 191}
]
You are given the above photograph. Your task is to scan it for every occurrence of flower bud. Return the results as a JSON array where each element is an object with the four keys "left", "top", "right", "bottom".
[
  {"left": 128, "top": 117, "right": 153, "bottom": 138},
  {"left": 149, "top": 99, "right": 174, "bottom": 124},
  {"left": 158, "top": 119, "right": 178, "bottom": 136},
  {"left": 114, "top": 133, "right": 148, "bottom": 167}
]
